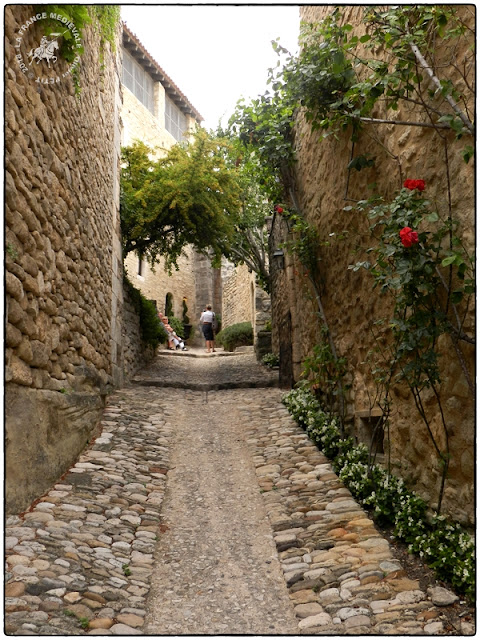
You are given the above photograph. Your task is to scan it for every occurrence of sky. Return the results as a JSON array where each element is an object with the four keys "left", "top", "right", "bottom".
[{"left": 121, "top": 4, "right": 300, "bottom": 131}]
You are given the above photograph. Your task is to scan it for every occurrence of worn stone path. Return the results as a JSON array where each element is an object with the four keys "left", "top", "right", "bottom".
[{"left": 5, "top": 348, "right": 474, "bottom": 635}]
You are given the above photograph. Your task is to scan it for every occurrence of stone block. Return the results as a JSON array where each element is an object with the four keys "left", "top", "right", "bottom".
[
  {"left": 5, "top": 383, "right": 105, "bottom": 514},
  {"left": 7, "top": 355, "right": 33, "bottom": 386},
  {"left": 6, "top": 272, "right": 24, "bottom": 301},
  {"left": 7, "top": 297, "right": 26, "bottom": 325},
  {"left": 6, "top": 323, "right": 22, "bottom": 348},
  {"left": 30, "top": 341, "right": 50, "bottom": 368},
  {"left": 16, "top": 338, "right": 33, "bottom": 363}
]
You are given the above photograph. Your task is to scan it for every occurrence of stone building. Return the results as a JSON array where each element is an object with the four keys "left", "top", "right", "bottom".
[
  {"left": 5, "top": 6, "right": 124, "bottom": 513},
  {"left": 222, "top": 263, "right": 272, "bottom": 357},
  {"left": 120, "top": 24, "right": 221, "bottom": 340},
  {"left": 271, "top": 6, "right": 475, "bottom": 524}
]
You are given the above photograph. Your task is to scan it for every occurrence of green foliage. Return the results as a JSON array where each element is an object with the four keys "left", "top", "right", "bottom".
[
  {"left": 182, "top": 298, "right": 190, "bottom": 325},
  {"left": 281, "top": 6, "right": 474, "bottom": 140},
  {"left": 165, "top": 293, "right": 173, "bottom": 319},
  {"left": 282, "top": 386, "right": 474, "bottom": 601},
  {"left": 120, "top": 129, "right": 240, "bottom": 272},
  {"left": 229, "top": 89, "right": 296, "bottom": 205},
  {"left": 166, "top": 316, "right": 184, "bottom": 342},
  {"left": 214, "top": 126, "right": 273, "bottom": 292},
  {"left": 261, "top": 352, "right": 279, "bottom": 368},
  {"left": 40, "top": 5, "right": 90, "bottom": 61},
  {"left": 124, "top": 277, "right": 165, "bottom": 348},
  {"left": 90, "top": 5, "right": 120, "bottom": 51},
  {"left": 215, "top": 322, "right": 253, "bottom": 352},
  {"left": 79, "top": 618, "right": 90, "bottom": 630},
  {"left": 6, "top": 243, "right": 19, "bottom": 260},
  {"left": 301, "top": 330, "right": 349, "bottom": 418},
  {"left": 40, "top": 5, "right": 120, "bottom": 90},
  {"left": 351, "top": 182, "right": 474, "bottom": 512},
  {"left": 229, "top": 6, "right": 472, "bottom": 183}
]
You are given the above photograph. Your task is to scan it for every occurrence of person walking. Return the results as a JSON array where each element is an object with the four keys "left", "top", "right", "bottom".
[{"left": 199, "top": 304, "right": 216, "bottom": 353}]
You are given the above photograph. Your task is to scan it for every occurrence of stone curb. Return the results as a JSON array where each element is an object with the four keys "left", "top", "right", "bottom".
[{"left": 240, "top": 400, "right": 473, "bottom": 636}]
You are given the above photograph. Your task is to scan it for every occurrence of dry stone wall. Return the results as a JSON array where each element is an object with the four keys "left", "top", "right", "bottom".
[
  {"left": 280, "top": 5, "right": 475, "bottom": 524},
  {"left": 121, "top": 280, "right": 156, "bottom": 379},
  {"left": 124, "top": 249, "right": 196, "bottom": 321},
  {"left": 5, "top": 6, "right": 123, "bottom": 514},
  {"left": 222, "top": 264, "right": 255, "bottom": 328}
]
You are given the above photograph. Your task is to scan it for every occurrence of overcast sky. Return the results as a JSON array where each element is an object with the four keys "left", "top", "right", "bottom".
[{"left": 121, "top": 4, "right": 300, "bottom": 130}]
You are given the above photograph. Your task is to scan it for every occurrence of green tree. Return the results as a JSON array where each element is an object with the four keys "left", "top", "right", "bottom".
[
  {"left": 219, "top": 132, "right": 273, "bottom": 292},
  {"left": 120, "top": 128, "right": 240, "bottom": 271}
]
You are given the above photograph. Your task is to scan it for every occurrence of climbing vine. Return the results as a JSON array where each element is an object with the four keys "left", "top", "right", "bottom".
[
  {"left": 229, "top": 5, "right": 474, "bottom": 519},
  {"left": 280, "top": 6, "right": 474, "bottom": 152},
  {"left": 350, "top": 178, "right": 474, "bottom": 513},
  {"left": 39, "top": 4, "right": 120, "bottom": 92}
]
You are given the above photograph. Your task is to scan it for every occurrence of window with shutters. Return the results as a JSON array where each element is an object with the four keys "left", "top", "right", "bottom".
[
  {"left": 165, "top": 95, "right": 187, "bottom": 142},
  {"left": 122, "top": 50, "right": 155, "bottom": 115}
]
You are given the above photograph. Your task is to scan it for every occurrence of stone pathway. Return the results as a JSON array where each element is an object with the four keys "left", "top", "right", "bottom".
[{"left": 5, "top": 349, "right": 474, "bottom": 635}]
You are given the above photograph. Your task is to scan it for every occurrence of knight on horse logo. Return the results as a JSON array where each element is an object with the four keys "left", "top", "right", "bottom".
[
  {"left": 27, "top": 34, "right": 62, "bottom": 68},
  {"left": 14, "top": 12, "right": 82, "bottom": 84}
]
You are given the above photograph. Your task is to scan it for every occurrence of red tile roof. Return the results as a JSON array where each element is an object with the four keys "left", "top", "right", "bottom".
[{"left": 122, "top": 22, "right": 204, "bottom": 123}]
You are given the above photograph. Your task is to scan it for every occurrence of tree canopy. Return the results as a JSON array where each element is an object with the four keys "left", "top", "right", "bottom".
[
  {"left": 120, "top": 127, "right": 273, "bottom": 290},
  {"left": 120, "top": 128, "right": 240, "bottom": 271}
]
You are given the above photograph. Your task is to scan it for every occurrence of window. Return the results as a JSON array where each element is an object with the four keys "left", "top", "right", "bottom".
[
  {"left": 123, "top": 50, "right": 155, "bottom": 115},
  {"left": 165, "top": 95, "right": 187, "bottom": 142}
]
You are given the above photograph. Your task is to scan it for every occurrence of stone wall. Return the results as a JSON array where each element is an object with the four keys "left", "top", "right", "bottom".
[
  {"left": 222, "top": 262, "right": 272, "bottom": 357},
  {"left": 124, "top": 250, "right": 196, "bottom": 322},
  {"left": 122, "top": 280, "right": 156, "bottom": 379},
  {"left": 5, "top": 6, "right": 123, "bottom": 514},
  {"left": 121, "top": 67, "right": 207, "bottom": 345},
  {"left": 279, "top": 6, "right": 475, "bottom": 523},
  {"left": 222, "top": 264, "right": 255, "bottom": 328}
]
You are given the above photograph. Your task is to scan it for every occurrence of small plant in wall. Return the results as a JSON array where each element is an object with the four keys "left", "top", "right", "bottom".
[{"left": 261, "top": 352, "right": 279, "bottom": 368}]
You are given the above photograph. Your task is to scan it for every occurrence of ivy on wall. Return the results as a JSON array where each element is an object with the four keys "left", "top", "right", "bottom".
[
  {"left": 39, "top": 4, "right": 120, "bottom": 91},
  {"left": 229, "top": 5, "right": 475, "bottom": 518}
]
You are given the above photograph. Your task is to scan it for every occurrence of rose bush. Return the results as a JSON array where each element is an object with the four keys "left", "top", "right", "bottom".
[
  {"left": 403, "top": 178, "right": 426, "bottom": 191},
  {"left": 399, "top": 226, "right": 419, "bottom": 248}
]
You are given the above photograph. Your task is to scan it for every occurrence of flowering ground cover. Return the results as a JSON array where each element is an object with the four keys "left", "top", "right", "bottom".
[{"left": 282, "top": 385, "right": 475, "bottom": 602}]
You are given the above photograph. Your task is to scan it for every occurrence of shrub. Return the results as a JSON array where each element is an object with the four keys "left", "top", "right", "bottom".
[
  {"left": 216, "top": 322, "right": 253, "bottom": 351},
  {"left": 262, "top": 352, "right": 279, "bottom": 368},
  {"left": 182, "top": 298, "right": 190, "bottom": 325},
  {"left": 124, "top": 277, "right": 165, "bottom": 348},
  {"left": 166, "top": 316, "right": 184, "bottom": 341}
]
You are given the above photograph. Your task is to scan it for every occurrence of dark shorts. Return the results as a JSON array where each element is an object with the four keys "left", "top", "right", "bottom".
[{"left": 202, "top": 323, "right": 214, "bottom": 341}]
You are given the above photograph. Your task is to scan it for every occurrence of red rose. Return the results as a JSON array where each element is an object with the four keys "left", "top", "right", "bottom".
[
  {"left": 404, "top": 179, "right": 425, "bottom": 191},
  {"left": 274, "top": 205, "right": 284, "bottom": 213},
  {"left": 399, "top": 226, "right": 419, "bottom": 248}
]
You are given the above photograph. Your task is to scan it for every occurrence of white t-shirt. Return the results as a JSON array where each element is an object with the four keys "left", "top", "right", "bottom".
[{"left": 200, "top": 310, "right": 214, "bottom": 323}]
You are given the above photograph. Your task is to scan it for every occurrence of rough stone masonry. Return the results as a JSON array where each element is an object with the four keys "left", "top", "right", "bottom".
[{"left": 5, "top": 5, "right": 124, "bottom": 513}]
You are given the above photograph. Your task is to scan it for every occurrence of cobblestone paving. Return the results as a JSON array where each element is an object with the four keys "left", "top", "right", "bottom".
[{"left": 5, "top": 349, "right": 474, "bottom": 635}]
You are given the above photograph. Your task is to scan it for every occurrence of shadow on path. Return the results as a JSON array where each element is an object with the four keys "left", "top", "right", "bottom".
[{"left": 131, "top": 347, "right": 280, "bottom": 391}]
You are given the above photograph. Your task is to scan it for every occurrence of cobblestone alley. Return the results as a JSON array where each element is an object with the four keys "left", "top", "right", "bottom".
[{"left": 5, "top": 348, "right": 474, "bottom": 635}]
